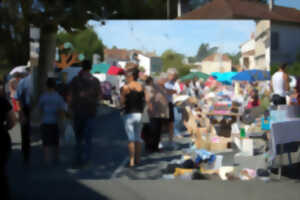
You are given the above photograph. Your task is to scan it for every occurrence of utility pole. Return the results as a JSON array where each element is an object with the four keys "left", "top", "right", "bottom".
[
  {"left": 269, "top": 0, "right": 273, "bottom": 11},
  {"left": 167, "top": 0, "right": 170, "bottom": 19},
  {"left": 177, "top": 0, "right": 182, "bottom": 17}
]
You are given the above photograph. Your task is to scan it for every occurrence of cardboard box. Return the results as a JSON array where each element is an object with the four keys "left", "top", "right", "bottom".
[
  {"left": 209, "top": 137, "right": 229, "bottom": 151},
  {"left": 195, "top": 127, "right": 210, "bottom": 149}
]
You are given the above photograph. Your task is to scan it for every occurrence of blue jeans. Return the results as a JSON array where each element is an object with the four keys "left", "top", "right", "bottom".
[{"left": 73, "top": 116, "right": 97, "bottom": 164}]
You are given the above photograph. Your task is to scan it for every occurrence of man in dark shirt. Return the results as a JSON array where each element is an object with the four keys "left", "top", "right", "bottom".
[
  {"left": 0, "top": 96, "right": 17, "bottom": 200},
  {"left": 69, "top": 60, "right": 101, "bottom": 168}
]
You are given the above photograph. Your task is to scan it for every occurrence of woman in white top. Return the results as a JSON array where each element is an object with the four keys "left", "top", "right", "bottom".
[{"left": 271, "top": 64, "right": 290, "bottom": 106}]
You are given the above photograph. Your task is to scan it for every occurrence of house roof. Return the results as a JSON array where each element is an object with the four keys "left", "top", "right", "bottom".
[
  {"left": 104, "top": 48, "right": 157, "bottom": 61},
  {"left": 104, "top": 49, "right": 130, "bottom": 61},
  {"left": 202, "top": 53, "right": 232, "bottom": 62},
  {"left": 104, "top": 48, "right": 145, "bottom": 61},
  {"left": 178, "top": 0, "right": 300, "bottom": 24}
]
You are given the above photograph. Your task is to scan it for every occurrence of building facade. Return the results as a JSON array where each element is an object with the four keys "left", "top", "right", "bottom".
[
  {"left": 271, "top": 22, "right": 300, "bottom": 65},
  {"left": 240, "top": 33, "right": 256, "bottom": 70},
  {"left": 137, "top": 54, "right": 162, "bottom": 75},
  {"left": 199, "top": 53, "right": 232, "bottom": 74},
  {"left": 255, "top": 20, "right": 271, "bottom": 71}
]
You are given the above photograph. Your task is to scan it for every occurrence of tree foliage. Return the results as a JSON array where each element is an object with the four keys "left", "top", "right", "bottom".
[
  {"left": 188, "top": 43, "right": 218, "bottom": 63},
  {"left": 196, "top": 43, "right": 218, "bottom": 62},
  {"left": 225, "top": 52, "right": 241, "bottom": 65},
  {"left": 57, "top": 29, "right": 104, "bottom": 62},
  {"left": 161, "top": 49, "right": 193, "bottom": 77}
]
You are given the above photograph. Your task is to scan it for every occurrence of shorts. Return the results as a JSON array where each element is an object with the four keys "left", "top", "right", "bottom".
[
  {"left": 272, "top": 94, "right": 286, "bottom": 106},
  {"left": 41, "top": 124, "right": 60, "bottom": 147},
  {"left": 168, "top": 103, "right": 175, "bottom": 122},
  {"left": 123, "top": 113, "right": 143, "bottom": 142}
]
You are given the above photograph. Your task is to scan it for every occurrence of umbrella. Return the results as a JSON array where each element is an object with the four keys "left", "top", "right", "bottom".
[
  {"left": 91, "top": 63, "right": 110, "bottom": 74},
  {"left": 232, "top": 69, "right": 270, "bottom": 82},
  {"left": 180, "top": 72, "right": 209, "bottom": 81},
  {"left": 107, "top": 65, "right": 125, "bottom": 75},
  {"left": 9, "top": 65, "right": 28, "bottom": 75},
  {"left": 212, "top": 72, "right": 238, "bottom": 85}
]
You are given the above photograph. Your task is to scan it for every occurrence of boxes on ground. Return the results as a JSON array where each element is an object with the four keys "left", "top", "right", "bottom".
[
  {"left": 195, "top": 127, "right": 230, "bottom": 151},
  {"left": 209, "top": 136, "right": 230, "bottom": 151},
  {"left": 195, "top": 127, "right": 210, "bottom": 149}
]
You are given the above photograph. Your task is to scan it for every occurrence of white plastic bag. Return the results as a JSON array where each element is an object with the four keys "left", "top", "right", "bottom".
[{"left": 64, "top": 121, "right": 76, "bottom": 146}]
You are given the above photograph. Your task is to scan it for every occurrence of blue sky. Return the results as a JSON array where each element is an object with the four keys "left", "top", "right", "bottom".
[
  {"left": 91, "top": 20, "right": 255, "bottom": 57},
  {"left": 276, "top": 0, "right": 300, "bottom": 10}
]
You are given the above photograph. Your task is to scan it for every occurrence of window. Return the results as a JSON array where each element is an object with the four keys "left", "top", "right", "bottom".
[
  {"left": 243, "top": 57, "right": 249, "bottom": 68},
  {"left": 271, "top": 32, "right": 279, "bottom": 51}
]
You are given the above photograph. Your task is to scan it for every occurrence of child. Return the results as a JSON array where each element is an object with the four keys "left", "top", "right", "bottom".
[{"left": 38, "top": 77, "right": 66, "bottom": 165}]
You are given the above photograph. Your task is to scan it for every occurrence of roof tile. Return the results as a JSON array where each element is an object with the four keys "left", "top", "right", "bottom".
[{"left": 179, "top": 0, "right": 300, "bottom": 24}]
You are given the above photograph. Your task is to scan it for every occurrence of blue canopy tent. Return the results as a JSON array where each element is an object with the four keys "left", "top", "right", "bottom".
[
  {"left": 211, "top": 72, "right": 238, "bottom": 85},
  {"left": 232, "top": 69, "right": 270, "bottom": 82}
]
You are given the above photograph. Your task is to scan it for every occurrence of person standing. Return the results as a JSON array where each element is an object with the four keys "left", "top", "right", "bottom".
[
  {"left": 121, "top": 68, "right": 145, "bottom": 167},
  {"left": 164, "top": 68, "right": 180, "bottom": 148},
  {"left": 38, "top": 76, "right": 66, "bottom": 166},
  {"left": 271, "top": 64, "right": 290, "bottom": 106},
  {"left": 15, "top": 66, "right": 34, "bottom": 166},
  {"left": 69, "top": 60, "right": 101, "bottom": 168},
  {"left": 144, "top": 76, "right": 169, "bottom": 153},
  {"left": 8, "top": 73, "right": 24, "bottom": 113},
  {"left": 0, "top": 95, "right": 17, "bottom": 200}
]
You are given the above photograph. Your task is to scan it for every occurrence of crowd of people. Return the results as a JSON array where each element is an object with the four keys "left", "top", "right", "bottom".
[{"left": 1, "top": 59, "right": 300, "bottom": 198}]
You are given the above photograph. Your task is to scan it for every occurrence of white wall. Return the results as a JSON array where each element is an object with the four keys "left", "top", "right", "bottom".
[
  {"left": 241, "top": 39, "right": 255, "bottom": 53},
  {"left": 271, "top": 23, "right": 300, "bottom": 64},
  {"left": 118, "top": 61, "right": 127, "bottom": 69},
  {"left": 200, "top": 61, "right": 232, "bottom": 74},
  {"left": 265, "top": 47, "right": 270, "bottom": 71},
  {"left": 138, "top": 54, "right": 151, "bottom": 75}
]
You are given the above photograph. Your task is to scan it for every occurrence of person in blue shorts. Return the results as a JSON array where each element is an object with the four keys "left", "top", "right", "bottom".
[{"left": 38, "top": 76, "right": 66, "bottom": 165}]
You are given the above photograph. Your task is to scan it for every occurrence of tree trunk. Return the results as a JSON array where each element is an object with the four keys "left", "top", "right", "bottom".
[{"left": 33, "top": 25, "right": 57, "bottom": 105}]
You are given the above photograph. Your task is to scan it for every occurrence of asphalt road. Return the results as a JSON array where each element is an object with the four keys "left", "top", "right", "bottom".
[{"left": 5, "top": 106, "right": 300, "bottom": 200}]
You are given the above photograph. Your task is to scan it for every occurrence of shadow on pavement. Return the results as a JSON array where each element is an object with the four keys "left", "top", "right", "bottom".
[{"left": 6, "top": 109, "right": 128, "bottom": 199}]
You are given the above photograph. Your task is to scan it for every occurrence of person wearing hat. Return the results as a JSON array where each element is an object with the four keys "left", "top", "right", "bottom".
[
  {"left": 38, "top": 72, "right": 66, "bottom": 165},
  {"left": 15, "top": 63, "right": 34, "bottom": 166}
]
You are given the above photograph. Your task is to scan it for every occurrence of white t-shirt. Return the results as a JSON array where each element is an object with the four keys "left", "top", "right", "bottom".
[
  {"left": 272, "top": 71, "right": 286, "bottom": 97},
  {"left": 164, "top": 81, "right": 180, "bottom": 103}
]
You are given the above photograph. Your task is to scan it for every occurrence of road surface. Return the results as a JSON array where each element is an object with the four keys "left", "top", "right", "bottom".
[{"left": 6, "top": 107, "right": 300, "bottom": 200}]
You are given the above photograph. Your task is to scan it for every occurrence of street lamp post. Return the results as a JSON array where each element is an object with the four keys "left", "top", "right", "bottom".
[
  {"left": 167, "top": 0, "right": 170, "bottom": 19},
  {"left": 177, "top": 0, "right": 182, "bottom": 17}
]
